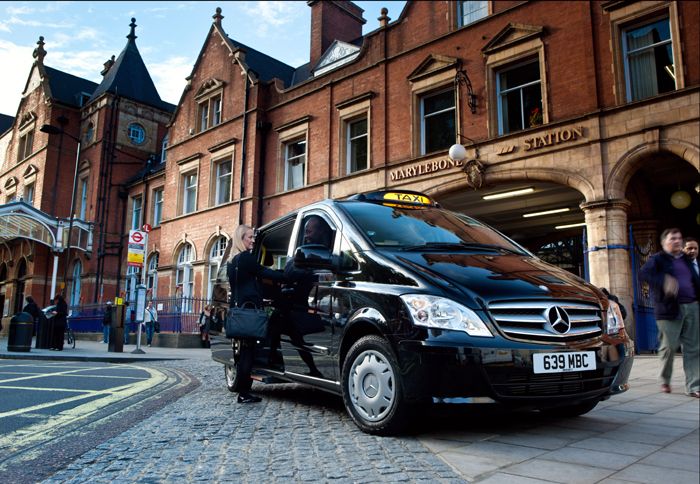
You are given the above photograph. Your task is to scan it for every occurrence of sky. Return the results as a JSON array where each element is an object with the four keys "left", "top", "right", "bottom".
[{"left": 0, "top": 1, "right": 407, "bottom": 116}]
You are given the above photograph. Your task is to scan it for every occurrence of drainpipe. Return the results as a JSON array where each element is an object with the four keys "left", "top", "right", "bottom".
[{"left": 237, "top": 73, "right": 250, "bottom": 225}]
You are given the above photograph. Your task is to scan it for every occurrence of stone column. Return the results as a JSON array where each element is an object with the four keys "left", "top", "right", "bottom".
[{"left": 580, "top": 199, "right": 635, "bottom": 338}]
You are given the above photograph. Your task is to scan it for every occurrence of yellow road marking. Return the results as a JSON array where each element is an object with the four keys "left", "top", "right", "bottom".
[
  {"left": 0, "top": 364, "right": 167, "bottom": 453},
  {"left": 0, "top": 366, "right": 147, "bottom": 385}
]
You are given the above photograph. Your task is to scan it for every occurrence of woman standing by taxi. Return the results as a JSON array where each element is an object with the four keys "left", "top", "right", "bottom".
[{"left": 228, "top": 224, "right": 285, "bottom": 403}]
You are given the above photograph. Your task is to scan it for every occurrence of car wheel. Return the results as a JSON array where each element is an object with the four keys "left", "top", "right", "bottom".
[
  {"left": 341, "top": 335, "right": 409, "bottom": 435},
  {"left": 225, "top": 339, "right": 242, "bottom": 393},
  {"left": 544, "top": 399, "right": 599, "bottom": 418}
]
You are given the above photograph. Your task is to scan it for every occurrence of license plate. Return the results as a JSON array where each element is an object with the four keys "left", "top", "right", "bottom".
[{"left": 533, "top": 351, "right": 596, "bottom": 374}]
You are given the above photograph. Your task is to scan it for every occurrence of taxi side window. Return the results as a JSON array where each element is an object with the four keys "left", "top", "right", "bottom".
[
  {"left": 339, "top": 236, "right": 360, "bottom": 272},
  {"left": 298, "top": 214, "right": 335, "bottom": 249}
]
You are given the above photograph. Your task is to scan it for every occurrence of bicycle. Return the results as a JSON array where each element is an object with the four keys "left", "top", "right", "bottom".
[{"left": 65, "top": 323, "right": 76, "bottom": 349}]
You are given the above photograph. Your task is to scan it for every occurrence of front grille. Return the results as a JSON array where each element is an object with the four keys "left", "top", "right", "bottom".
[
  {"left": 488, "top": 300, "right": 602, "bottom": 343},
  {"left": 486, "top": 367, "right": 615, "bottom": 397}
]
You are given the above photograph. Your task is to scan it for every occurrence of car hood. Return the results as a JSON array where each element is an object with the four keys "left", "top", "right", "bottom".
[{"left": 387, "top": 251, "right": 602, "bottom": 307}]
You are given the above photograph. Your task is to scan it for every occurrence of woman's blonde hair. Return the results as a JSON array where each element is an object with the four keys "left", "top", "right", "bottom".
[{"left": 230, "top": 224, "right": 252, "bottom": 257}]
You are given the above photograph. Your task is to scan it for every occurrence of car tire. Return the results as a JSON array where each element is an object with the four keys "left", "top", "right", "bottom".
[
  {"left": 341, "top": 335, "right": 410, "bottom": 435},
  {"left": 545, "top": 399, "right": 599, "bottom": 418},
  {"left": 225, "top": 339, "right": 243, "bottom": 393}
]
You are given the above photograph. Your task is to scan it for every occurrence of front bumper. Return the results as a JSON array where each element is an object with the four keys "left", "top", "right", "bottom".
[{"left": 398, "top": 338, "right": 634, "bottom": 406}]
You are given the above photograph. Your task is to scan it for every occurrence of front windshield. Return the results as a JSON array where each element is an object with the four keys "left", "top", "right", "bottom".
[{"left": 341, "top": 202, "right": 527, "bottom": 254}]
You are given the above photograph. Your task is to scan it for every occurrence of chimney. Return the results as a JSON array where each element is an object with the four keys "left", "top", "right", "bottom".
[
  {"left": 308, "top": 1, "right": 365, "bottom": 68},
  {"left": 101, "top": 55, "right": 116, "bottom": 76}
]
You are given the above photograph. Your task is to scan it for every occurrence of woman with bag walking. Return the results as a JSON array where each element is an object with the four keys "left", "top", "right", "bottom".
[
  {"left": 228, "top": 224, "right": 285, "bottom": 403},
  {"left": 199, "top": 304, "right": 212, "bottom": 348}
]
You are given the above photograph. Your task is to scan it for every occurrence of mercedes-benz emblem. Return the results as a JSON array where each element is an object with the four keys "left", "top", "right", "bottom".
[{"left": 546, "top": 306, "right": 571, "bottom": 334}]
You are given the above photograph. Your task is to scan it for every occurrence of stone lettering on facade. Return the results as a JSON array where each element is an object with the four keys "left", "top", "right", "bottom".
[
  {"left": 390, "top": 158, "right": 463, "bottom": 182},
  {"left": 523, "top": 126, "right": 584, "bottom": 151}
]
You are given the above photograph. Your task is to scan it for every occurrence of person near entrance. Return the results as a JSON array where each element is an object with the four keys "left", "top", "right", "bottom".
[
  {"left": 639, "top": 228, "right": 700, "bottom": 398},
  {"left": 22, "top": 296, "right": 42, "bottom": 335},
  {"left": 684, "top": 237, "right": 699, "bottom": 276},
  {"left": 102, "top": 301, "right": 112, "bottom": 343},
  {"left": 144, "top": 300, "right": 158, "bottom": 347},
  {"left": 49, "top": 294, "right": 68, "bottom": 351}
]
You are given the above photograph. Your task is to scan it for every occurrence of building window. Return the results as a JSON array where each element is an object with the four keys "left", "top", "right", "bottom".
[
  {"left": 161, "top": 134, "right": 168, "bottom": 163},
  {"left": 85, "top": 122, "right": 94, "bottom": 144},
  {"left": 131, "top": 196, "right": 142, "bottom": 231},
  {"left": 284, "top": 139, "right": 306, "bottom": 191},
  {"left": 496, "top": 59, "right": 542, "bottom": 135},
  {"left": 197, "top": 94, "right": 222, "bottom": 132},
  {"left": 458, "top": 1, "right": 488, "bottom": 27},
  {"left": 127, "top": 123, "right": 146, "bottom": 145},
  {"left": 126, "top": 265, "right": 140, "bottom": 306},
  {"left": 79, "top": 178, "right": 88, "bottom": 219},
  {"left": 17, "top": 130, "right": 34, "bottom": 162},
  {"left": 181, "top": 172, "right": 197, "bottom": 214},
  {"left": 421, "top": 89, "right": 455, "bottom": 155},
  {"left": 346, "top": 117, "right": 368, "bottom": 174},
  {"left": 623, "top": 17, "right": 675, "bottom": 102},
  {"left": 24, "top": 183, "right": 34, "bottom": 204},
  {"left": 176, "top": 243, "right": 194, "bottom": 312},
  {"left": 207, "top": 236, "right": 227, "bottom": 302},
  {"left": 70, "top": 261, "right": 82, "bottom": 306},
  {"left": 147, "top": 252, "right": 159, "bottom": 297},
  {"left": 214, "top": 159, "right": 232, "bottom": 205},
  {"left": 152, "top": 188, "right": 163, "bottom": 226}
]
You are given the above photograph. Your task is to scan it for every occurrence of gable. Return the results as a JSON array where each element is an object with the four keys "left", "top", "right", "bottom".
[
  {"left": 407, "top": 55, "right": 459, "bottom": 83},
  {"left": 194, "top": 78, "right": 225, "bottom": 99},
  {"left": 482, "top": 23, "right": 545, "bottom": 55},
  {"left": 313, "top": 40, "right": 361, "bottom": 76}
]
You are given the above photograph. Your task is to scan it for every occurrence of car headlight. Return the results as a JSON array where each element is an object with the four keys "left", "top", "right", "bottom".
[
  {"left": 605, "top": 300, "right": 625, "bottom": 335},
  {"left": 400, "top": 294, "right": 493, "bottom": 337}
]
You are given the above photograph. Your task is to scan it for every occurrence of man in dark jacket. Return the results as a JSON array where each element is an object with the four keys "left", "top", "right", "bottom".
[
  {"left": 23, "top": 296, "right": 42, "bottom": 336},
  {"left": 639, "top": 228, "right": 700, "bottom": 397}
]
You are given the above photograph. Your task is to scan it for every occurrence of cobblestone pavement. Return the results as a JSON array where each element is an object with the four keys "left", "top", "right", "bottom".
[{"left": 42, "top": 357, "right": 464, "bottom": 483}]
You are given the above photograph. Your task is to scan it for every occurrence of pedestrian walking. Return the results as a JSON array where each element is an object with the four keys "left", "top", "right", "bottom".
[
  {"left": 639, "top": 228, "right": 700, "bottom": 398},
  {"left": 144, "top": 300, "right": 158, "bottom": 347},
  {"left": 199, "top": 304, "right": 212, "bottom": 348},
  {"left": 102, "top": 301, "right": 112, "bottom": 343},
  {"left": 228, "top": 224, "right": 285, "bottom": 403},
  {"left": 49, "top": 294, "right": 68, "bottom": 351}
]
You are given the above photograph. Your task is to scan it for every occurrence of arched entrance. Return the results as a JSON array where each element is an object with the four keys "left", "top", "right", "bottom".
[{"left": 437, "top": 180, "right": 588, "bottom": 277}]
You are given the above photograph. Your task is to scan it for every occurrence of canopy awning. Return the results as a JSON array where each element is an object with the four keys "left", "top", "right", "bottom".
[{"left": 0, "top": 201, "right": 93, "bottom": 252}]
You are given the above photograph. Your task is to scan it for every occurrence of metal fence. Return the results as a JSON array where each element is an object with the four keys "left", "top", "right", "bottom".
[{"left": 67, "top": 297, "right": 227, "bottom": 334}]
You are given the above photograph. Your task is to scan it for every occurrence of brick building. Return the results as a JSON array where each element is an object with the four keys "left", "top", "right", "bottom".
[
  {"left": 0, "top": 19, "right": 173, "bottom": 326},
  {"left": 2, "top": 2, "right": 698, "bottom": 346}
]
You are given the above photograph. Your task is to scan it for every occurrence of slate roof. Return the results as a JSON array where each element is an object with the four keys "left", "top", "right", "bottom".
[
  {"left": 89, "top": 20, "right": 175, "bottom": 113},
  {"left": 44, "top": 66, "right": 98, "bottom": 108},
  {"left": 0, "top": 113, "right": 14, "bottom": 135},
  {"left": 225, "top": 36, "right": 296, "bottom": 87}
]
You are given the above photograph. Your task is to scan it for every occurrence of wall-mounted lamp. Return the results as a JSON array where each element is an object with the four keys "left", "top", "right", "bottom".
[{"left": 454, "top": 60, "right": 477, "bottom": 114}]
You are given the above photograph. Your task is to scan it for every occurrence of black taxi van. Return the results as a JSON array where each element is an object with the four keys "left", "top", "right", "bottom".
[{"left": 212, "top": 190, "right": 634, "bottom": 435}]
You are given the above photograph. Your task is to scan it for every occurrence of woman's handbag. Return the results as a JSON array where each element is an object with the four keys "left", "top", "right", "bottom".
[
  {"left": 225, "top": 302, "right": 269, "bottom": 339},
  {"left": 225, "top": 256, "right": 269, "bottom": 339},
  {"left": 154, "top": 321, "right": 160, "bottom": 333}
]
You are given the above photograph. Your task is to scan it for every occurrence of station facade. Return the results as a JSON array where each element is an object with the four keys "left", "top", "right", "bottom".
[{"left": 1, "top": 1, "right": 698, "bottom": 342}]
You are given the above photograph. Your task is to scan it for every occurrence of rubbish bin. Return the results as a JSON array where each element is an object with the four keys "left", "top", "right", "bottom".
[
  {"left": 108, "top": 304, "right": 124, "bottom": 353},
  {"left": 36, "top": 311, "right": 52, "bottom": 349},
  {"left": 8, "top": 312, "right": 34, "bottom": 352}
]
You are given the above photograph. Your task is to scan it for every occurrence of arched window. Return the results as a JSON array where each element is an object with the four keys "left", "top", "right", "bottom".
[
  {"left": 147, "top": 253, "right": 159, "bottom": 297},
  {"left": 128, "top": 123, "right": 146, "bottom": 145},
  {"left": 207, "top": 236, "right": 227, "bottom": 302},
  {"left": 176, "top": 243, "right": 194, "bottom": 312},
  {"left": 70, "top": 260, "right": 82, "bottom": 306}
]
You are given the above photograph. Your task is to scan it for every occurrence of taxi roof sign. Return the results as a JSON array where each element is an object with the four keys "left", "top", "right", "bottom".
[{"left": 347, "top": 190, "right": 438, "bottom": 207}]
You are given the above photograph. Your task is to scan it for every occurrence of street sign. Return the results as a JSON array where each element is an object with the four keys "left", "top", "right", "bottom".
[
  {"left": 130, "top": 231, "right": 144, "bottom": 244},
  {"left": 142, "top": 223, "right": 152, "bottom": 233}
]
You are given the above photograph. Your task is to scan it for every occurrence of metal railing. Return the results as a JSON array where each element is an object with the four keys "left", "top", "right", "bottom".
[{"left": 67, "top": 297, "right": 227, "bottom": 333}]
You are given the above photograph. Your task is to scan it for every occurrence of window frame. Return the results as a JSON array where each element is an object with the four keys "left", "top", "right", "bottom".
[
  {"left": 419, "top": 87, "right": 457, "bottom": 155},
  {"left": 161, "top": 134, "right": 169, "bottom": 163},
  {"left": 147, "top": 252, "right": 159, "bottom": 296},
  {"left": 181, "top": 171, "right": 198, "bottom": 215},
  {"left": 130, "top": 195, "right": 143, "bottom": 231},
  {"left": 609, "top": 2, "right": 684, "bottom": 105},
  {"left": 495, "top": 57, "right": 543, "bottom": 135},
  {"left": 24, "top": 182, "right": 34, "bottom": 204},
  {"left": 283, "top": 138, "right": 307, "bottom": 192},
  {"left": 127, "top": 123, "right": 146, "bottom": 145},
  {"left": 78, "top": 178, "right": 88, "bottom": 219},
  {"left": 207, "top": 236, "right": 228, "bottom": 302},
  {"left": 457, "top": 0, "right": 489, "bottom": 28},
  {"left": 17, "top": 129, "right": 34, "bottom": 162},
  {"left": 176, "top": 243, "right": 195, "bottom": 311},
  {"left": 346, "top": 116, "right": 369, "bottom": 174},
  {"left": 197, "top": 93, "right": 223, "bottom": 132},
  {"left": 213, "top": 157, "right": 232, "bottom": 206},
  {"left": 152, "top": 187, "right": 164, "bottom": 226}
]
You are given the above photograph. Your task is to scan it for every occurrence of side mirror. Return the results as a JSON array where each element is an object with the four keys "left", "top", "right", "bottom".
[{"left": 293, "top": 244, "right": 335, "bottom": 269}]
